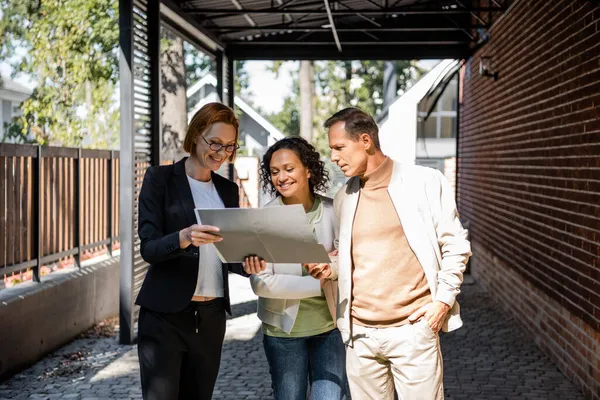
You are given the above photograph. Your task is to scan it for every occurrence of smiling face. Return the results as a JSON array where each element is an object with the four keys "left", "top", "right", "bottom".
[
  {"left": 328, "top": 121, "right": 369, "bottom": 178},
  {"left": 269, "top": 149, "right": 311, "bottom": 202},
  {"left": 193, "top": 122, "right": 237, "bottom": 171}
]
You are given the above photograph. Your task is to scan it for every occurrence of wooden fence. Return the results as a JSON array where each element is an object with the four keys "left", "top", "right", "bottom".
[
  {"left": 0, "top": 143, "right": 119, "bottom": 281},
  {"left": 1, "top": 144, "right": 252, "bottom": 283}
]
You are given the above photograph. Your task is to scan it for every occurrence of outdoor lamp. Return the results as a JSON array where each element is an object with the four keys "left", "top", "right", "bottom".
[{"left": 479, "top": 56, "right": 499, "bottom": 80}]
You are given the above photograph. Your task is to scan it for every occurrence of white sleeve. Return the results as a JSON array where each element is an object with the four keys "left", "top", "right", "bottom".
[
  {"left": 429, "top": 170, "right": 472, "bottom": 307},
  {"left": 249, "top": 263, "right": 322, "bottom": 300}
]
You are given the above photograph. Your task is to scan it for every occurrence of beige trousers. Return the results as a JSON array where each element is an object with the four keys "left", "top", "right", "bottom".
[{"left": 346, "top": 320, "right": 444, "bottom": 400}]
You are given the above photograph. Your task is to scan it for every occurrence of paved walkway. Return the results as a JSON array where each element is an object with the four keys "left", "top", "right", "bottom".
[{"left": 0, "top": 275, "right": 584, "bottom": 400}]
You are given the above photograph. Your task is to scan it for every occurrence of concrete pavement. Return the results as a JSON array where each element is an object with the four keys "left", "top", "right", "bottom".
[{"left": 0, "top": 274, "right": 585, "bottom": 400}]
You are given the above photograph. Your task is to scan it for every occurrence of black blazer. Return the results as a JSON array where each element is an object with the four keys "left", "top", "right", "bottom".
[{"left": 135, "top": 157, "right": 247, "bottom": 315}]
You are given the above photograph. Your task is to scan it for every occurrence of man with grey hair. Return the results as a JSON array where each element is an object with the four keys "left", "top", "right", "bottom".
[{"left": 307, "top": 107, "right": 471, "bottom": 399}]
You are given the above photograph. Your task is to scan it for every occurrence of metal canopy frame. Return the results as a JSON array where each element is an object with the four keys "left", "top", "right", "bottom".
[{"left": 171, "top": 0, "right": 507, "bottom": 60}]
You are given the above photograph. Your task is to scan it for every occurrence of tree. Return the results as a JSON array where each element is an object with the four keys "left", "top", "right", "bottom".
[
  {"left": 315, "top": 60, "right": 422, "bottom": 155},
  {"left": 184, "top": 42, "right": 214, "bottom": 89},
  {"left": 299, "top": 60, "right": 314, "bottom": 142},
  {"left": 0, "top": 0, "right": 120, "bottom": 148},
  {"left": 234, "top": 60, "right": 250, "bottom": 97},
  {"left": 161, "top": 28, "right": 187, "bottom": 162},
  {"left": 269, "top": 95, "right": 300, "bottom": 137},
  {"left": 267, "top": 60, "right": 422, "bottom": 155},
  {"left": 315, "top": 60, "right": 421, "bottom": 118},
  {"left": 1, "top": 118, "right": 36, "bottom": 144}
]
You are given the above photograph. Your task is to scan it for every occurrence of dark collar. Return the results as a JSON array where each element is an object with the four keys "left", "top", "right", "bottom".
[{"left": 173, "top": 157, "right": 237, "bottom": 226}]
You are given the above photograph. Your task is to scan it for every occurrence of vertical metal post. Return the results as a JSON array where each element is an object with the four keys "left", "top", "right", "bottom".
[
  {"left": 227, "top": 56, "right": 235, "bottom": 181},
  {"left": 32, "top": 145, "right": 41, "bottom": 282},
  {"left": 455, "top": 73, "right": 461, "bottom": 205},
  {"left": 216, "top": 51, "right": 225, "bottom": 104},
  {"left": 74, "top": 148, "right": 81, "bottom": 268},
  {"left": 107, "top": 151, "right": 113, "bottom": 257},
  {"left": 227, "top": 56, "right": 234, "bottom": 108},
  {"left": 383, "top": 61, "right": 396, "bottom": 110},
  {"left": 119, "top": 0, "right": 135, "bottom": 345},
  {"left": 455, "top": 69, "right": 470, "bottom": 275},
  {"left": 148, "top": 0, "right": 161, "bottom": 167}
]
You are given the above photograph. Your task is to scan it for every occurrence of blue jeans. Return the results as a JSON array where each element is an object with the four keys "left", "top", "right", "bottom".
[{"left": 263, "top": 329, "right": 348, "bottom": 400}]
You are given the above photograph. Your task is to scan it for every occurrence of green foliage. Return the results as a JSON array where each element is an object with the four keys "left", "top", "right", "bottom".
[
  {"left": 267, "top": 73, "right": 300, "bottom": 138},
  {"left": 266, "top": 61, "right": 299, "bottom": 137},
  {"left": 1, "top": 117, "right": 36, "bottom": 144},
  {"left": 268, "top": 95, "right": 300, "bottom": 138},
  {"left": 0, "top": 0, "right": 119, "bottom": 148},
  {"left": 266, "top": 60, "right": 422, "bottom": 156},
  {"left": 315, "top": 60, "right": 422, "bottom": 119},
  {"left": 313, "top": 60, "right": 422, "bottom": 156},
  {"left": 184, "top": 41, "right": 214, "bottom": 88},
  {"left": 235, "top": 60, "right": 250, "bottom": 97}
]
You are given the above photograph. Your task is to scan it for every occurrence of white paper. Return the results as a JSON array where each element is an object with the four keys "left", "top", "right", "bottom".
[{"left": 195, "top": 205, "right": 331, "bottom": 263}]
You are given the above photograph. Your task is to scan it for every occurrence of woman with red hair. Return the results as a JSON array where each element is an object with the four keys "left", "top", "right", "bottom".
[{"left": 135, "top": 102, "right": 264, "bottom": 399}]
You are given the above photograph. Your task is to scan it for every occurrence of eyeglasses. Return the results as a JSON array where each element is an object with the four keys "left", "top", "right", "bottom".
[{"left": 200, "top": 136, "right": 239, "bottom": 153}]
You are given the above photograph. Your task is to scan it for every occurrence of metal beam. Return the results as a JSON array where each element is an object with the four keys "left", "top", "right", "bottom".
[
  {"left": 118, "top": 0, "right": 135, "bottom": 346},
  {"left": 275, "top": 0, "right": 298, "bottom": 32},
  {"left": 360, "top": 0, "right": 384, "bottom": 9},
  {"left": 229, "top": 0, "right": 258, "bottom": 28},
  {"left": 336, "top": 0, "right": 382, "bottom": 28},
  {"left": 227, "top": 43, "right": 471, "bottom": 60},
  {"left": 227, "top": 57, "right": 235, "bottom": 108},
  {"left": 443, "top": 15, "right": 476, "bottom": 41},
  {"left": 217, "top": 27, "right": 467, "bottom": 35},
  {"left": 216, "top": 51, "right": 225, "bottom": 103},
  {"left": 160, "top": 0, "right": 224, "bottom": 52},
  {"left": 189, "top": 7, "right": 506, "bottom": 16},
  {"left": 333, "top": 4, "right": 381, "bottom": 40},
  {"left": 455, "top": 73, "right": 461, "bottom": 206},
  {"left": 226, "top": 55, "right": 235, "bottom": 182},
  {"left": 148, "top": 0, "right": 161, "bottom": 167},
  {"left": 455, "top": 0, "right": 488, "bottom": 27},
  {"left": 229, "top": 40, "right": 468, "bottom": 46},
  {"left": 323, "top": 0, "right": 342, "bottom": 52}
]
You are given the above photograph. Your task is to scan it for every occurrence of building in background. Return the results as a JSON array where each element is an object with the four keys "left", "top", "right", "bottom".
[
  {"left": 377, "top": 60, "right": 459, "bottom": 191},
  {"left": 0, "top": 77, "right": 31, "bottom": 140}
]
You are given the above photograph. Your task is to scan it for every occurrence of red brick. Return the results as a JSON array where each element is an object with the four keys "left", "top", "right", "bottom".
[{"left": 459, "top": 0, "right": 600, "bottom": 337}]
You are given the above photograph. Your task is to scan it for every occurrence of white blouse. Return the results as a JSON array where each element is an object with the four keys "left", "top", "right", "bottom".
[{"left": 186, "top": 175, "right": 225, "bottom": 298}]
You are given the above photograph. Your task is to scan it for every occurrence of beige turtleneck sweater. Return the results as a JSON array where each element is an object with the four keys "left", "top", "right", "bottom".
[{"left": 351, "top": 156, "right": 432, "bottom": 327}]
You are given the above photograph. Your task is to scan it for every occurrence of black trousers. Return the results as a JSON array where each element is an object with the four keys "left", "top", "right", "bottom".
[{"left": 137, "top": 299, "right": 226, "bottom": 400}]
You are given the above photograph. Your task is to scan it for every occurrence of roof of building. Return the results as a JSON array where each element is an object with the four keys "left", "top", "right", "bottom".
[
  {"left": 0, "top": 76, "right": 33, "bottom": 96},
  {"left": 377, "top": 59, "right": 459, "bottom": 124}
]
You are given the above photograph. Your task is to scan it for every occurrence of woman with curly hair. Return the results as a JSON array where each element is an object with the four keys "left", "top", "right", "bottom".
[{"left": 246, "top": 136, "right": 348, "bottom": 400}]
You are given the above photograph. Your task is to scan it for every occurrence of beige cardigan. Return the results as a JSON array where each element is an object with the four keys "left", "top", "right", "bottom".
[
  {"left": 249, "top": 195, "right": 338, "bottom": 334},
  {"left": 334, "top": 161, "right": 471, "bottom": 345}
]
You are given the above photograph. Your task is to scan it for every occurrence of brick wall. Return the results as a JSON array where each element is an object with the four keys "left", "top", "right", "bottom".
[{"left": 458, "top": 0, "right": 600, "bottom": 398}]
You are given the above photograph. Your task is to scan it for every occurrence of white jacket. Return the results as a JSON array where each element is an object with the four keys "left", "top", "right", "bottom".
[
  {"left": 334, "top": 160, "right": 471, "bottom": 346},
  {"left": 249, "top": 195, "right": 338, "bottom": 334}
]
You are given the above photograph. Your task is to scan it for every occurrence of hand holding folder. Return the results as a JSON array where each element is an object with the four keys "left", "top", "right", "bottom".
[{"left": 195, "top": 204, "right": 331, "bottom": 264}]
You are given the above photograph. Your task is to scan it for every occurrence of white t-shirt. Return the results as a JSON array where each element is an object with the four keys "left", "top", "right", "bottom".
[{"left": 186, "top": 175, "right": 225, "bottom": 298}]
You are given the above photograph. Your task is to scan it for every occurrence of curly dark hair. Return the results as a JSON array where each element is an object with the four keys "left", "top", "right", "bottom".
[{"left": 260, "top": 137, "right": 330, "bottom": 197}]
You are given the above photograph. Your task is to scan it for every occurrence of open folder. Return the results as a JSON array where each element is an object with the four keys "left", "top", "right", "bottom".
[{"left": 195, "top": 205, "right": 331, "bottom": 264}]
